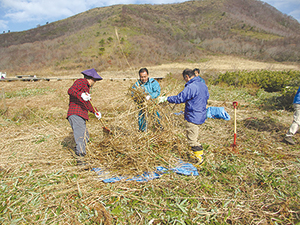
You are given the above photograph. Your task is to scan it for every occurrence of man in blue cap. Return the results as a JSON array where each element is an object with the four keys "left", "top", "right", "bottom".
[{"left": 67, "top": 68, "right": 102, "bottom": 166}]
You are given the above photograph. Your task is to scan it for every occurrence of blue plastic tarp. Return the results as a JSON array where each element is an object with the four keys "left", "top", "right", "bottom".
[
  {"left": 92, "top": 160, "right": 198, "bottom": 183},
  {"left": 173, "top": 111, "right": 184, "bottom": 115},
  {"left": 174, "top": 107, "right": 230, "bottom": 120},
  {"left": 206, "top": 107, "right": 230, "bottom": 120}
]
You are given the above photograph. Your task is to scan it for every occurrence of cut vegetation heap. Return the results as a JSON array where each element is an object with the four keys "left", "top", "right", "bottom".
[{"left": 86, "top": 85, "right": 191, "bottom": 177}]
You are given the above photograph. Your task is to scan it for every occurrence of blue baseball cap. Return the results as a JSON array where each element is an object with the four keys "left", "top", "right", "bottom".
[{"left": 81, "top": 68, "right": 103, "bottom": 80}]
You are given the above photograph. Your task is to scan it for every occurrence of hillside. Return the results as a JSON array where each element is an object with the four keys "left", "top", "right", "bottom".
[{"left": 0, "top": 0, "right": 300, "bottom": 75}]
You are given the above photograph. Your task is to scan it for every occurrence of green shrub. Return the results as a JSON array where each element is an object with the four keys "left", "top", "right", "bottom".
[
  {"left": 274, "top": 86, "right": 299, "bottom": 110},
  {"left": 259, "top": 70, "right": 289, "bottom": 92},
  {"left": 212, "top": 70, "right": 300, "bottom": 93}
]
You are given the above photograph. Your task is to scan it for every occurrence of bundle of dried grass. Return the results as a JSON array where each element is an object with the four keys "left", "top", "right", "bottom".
[{"left": 87, "top": 86, "right": 188, "bottom": 177}]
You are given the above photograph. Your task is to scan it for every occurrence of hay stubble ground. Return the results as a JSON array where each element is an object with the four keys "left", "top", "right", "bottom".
[{"left": 0, "top": 56, "right": 299, "bottom": 224}]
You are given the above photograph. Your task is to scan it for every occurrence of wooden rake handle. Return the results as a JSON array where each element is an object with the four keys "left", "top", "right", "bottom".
[{"left": 88, "top": 99, "right": 112, "bottom": 133}]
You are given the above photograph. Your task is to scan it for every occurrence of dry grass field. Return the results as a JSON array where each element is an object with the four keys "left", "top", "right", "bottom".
[
  {"left": 0, "top": 56, "right": 299, "bottom": 224},
  {"left": 10, "top": 55, "right": 300, "bottom": 79}
]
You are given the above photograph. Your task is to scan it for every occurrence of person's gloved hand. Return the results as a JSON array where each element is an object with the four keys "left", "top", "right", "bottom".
[
  {"left": 145, "top": 95, "right": 151, "bottom": 101},
  {"left": 81, "top": 92, "right": 91, "bottom": 101},
  {"left": 95, "top": 112, "right": 101, "bottom": 120},
  {"left": 158, "top": 96, "right": 168, "bottom": 103}
]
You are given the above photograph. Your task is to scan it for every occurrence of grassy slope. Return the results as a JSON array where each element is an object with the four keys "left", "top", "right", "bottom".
[
  {"left": 0, "top": 65, "right": 299, "bottom": 224},
  {"left": 1, "top": 0, "right": 300, "bottom": 75}
]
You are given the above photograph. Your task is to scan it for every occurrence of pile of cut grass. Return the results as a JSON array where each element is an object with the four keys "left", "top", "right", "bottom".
[{"left": 83, "top": 83, "right": 192, "bottom": 178}]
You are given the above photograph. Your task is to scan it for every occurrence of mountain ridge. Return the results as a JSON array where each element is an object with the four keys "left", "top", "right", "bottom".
[{"left": 0, "top": 0, "right": 299, "bottom": 73}]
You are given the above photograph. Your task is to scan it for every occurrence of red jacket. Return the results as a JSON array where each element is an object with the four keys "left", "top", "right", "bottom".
[{"left": 67, "top": 78, "right": 96, "bottom": 120}]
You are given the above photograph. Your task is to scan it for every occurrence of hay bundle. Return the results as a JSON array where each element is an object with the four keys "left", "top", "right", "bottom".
[{"left": 87, "top": 86, "right": 188, "bottom": 177}]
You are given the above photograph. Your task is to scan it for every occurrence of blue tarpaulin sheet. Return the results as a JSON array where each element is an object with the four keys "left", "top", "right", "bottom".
[
  {"left": 92, "top": 160, "right": 198, "bottom": 183},
  {"left": 174, "top": 107, "right": 230, "bottom": 121},
  {"left": 173, "top": 111, "right": 184, "bottom": 115},
  {"left": 206, "top": 107, "right": 230, "bottom": 120}
]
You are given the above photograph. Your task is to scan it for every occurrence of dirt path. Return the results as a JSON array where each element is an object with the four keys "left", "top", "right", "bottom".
[
  {"left": 100, "top": 56, "right": 300, "bottom": 79},
  {"left": 3, "top": 56, "right": 299, "bottom": 80}
]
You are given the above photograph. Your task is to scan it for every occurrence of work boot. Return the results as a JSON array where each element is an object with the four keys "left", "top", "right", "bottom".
[
  {"left": 284, "top": 136, "right": 295, "bottom": 145},
  {"left": 186, "top": 151, "right": 199, "bottom": 164},
  {"left": 191, "top": 146, "right": 204, "bottom": 165}
]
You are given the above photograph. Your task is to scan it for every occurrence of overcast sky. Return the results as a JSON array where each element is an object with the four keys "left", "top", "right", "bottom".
[{"left": 0, "top": 0, "right": 299, "bottom": 32}]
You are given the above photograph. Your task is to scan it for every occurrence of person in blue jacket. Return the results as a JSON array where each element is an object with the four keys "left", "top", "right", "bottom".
[
  {"left": 193, "top": 68, "right": 206, "bottom": 83},
  {"left": 284, "top": 86, "right": 300, "bottom": 145},
  {"left": 159, "top": 68, "right": 209, "bottom": 164},
  {"left": 132, "top": 68, "right": 161, "bottom": 132}
]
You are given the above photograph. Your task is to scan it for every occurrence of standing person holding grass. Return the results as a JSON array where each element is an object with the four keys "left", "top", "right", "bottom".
[
  {"left": 132, "top": 68, "right": 161, "bottom": 132},
  {"left": 284, "top": 86, "right": 300, "bottom": 145},
  {"left": 159, "top": 68, "right": 209, "bottom": 165},
  {"left": 67, "top": 68, "right": 103, "bottom": 165}
]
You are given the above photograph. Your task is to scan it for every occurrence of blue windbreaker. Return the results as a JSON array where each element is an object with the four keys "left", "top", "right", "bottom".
[
  {"left": 167, "top": 76, "right": 209, "bottom": 124},
  {"left": 293, "top": 86, "right": 300, "bottom": 104},
  {"left": 132, "top": 78, "right": 161, "bottom": 99}
]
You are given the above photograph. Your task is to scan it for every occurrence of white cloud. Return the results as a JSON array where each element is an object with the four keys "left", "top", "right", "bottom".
[
  {"left": 0, "top": 20, "right": 8, "bottom": 30},
  {"left": 2, "top": 0, "right": 90, "bottom": 22}
]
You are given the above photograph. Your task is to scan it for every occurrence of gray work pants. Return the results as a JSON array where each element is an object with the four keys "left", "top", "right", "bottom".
[
  {"left": 286, "top": 103, "right": 300, "bottom": 137},
  {"left": 68, "top": 115, "right": 89, "bottom": 156}
]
